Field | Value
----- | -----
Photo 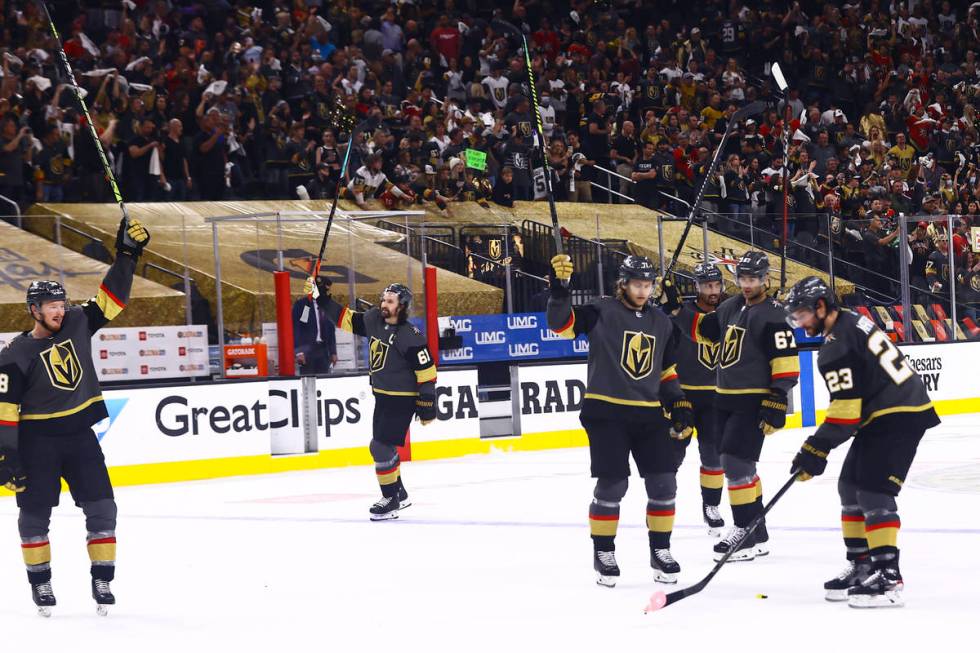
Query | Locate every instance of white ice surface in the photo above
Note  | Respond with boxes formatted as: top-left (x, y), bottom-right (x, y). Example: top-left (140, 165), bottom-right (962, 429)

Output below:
top-left (1, 416), bottom-right (978, 651)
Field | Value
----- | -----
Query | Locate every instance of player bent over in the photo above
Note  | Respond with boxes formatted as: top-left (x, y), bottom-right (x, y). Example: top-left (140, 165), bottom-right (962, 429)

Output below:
top-left (670, 263), bottom-right (726, 536)
top-left (547, 254), bottom-right (694, 586)
top-left (668, 252), bottom-right (799, 562)
top-left (312, 279), bottom-right (437, 520)
top-left (785, 277), bottom-right (940, 608)
top-left (0, 218), bottom-right (150, 616)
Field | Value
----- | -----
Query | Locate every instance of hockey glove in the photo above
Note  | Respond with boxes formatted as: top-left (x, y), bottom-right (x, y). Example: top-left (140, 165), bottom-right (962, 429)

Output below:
top-left (791, 438), bottom-right (830, 481)
top-left (658, 277), bottom-right (681, 313)
top-left (0, 450), bottom-right (27, 493)
top-left (758, 390), bottom-right (788, 435)
top-left (116, 217), bottom-right (151, 258)
top-left (551, 254), bottom-right (574, 281)
top-left (303, 276), bottom-right (320, 300)
top-left (666, 397), bottom-right (695, 440)
top-left (415, 388), bottom-right (437, 425)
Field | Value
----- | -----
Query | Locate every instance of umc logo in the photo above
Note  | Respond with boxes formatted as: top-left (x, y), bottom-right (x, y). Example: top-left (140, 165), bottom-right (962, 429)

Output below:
top-left (448, 318), bottom-right (472, 333)
top-left (475, 331), bottom-right (506, 345)
top-left (507, 315), bottom-right (537, 329)
top-left (40, 340), bottom-right (83, 391)
top-left (442, 347), bottom-right (474, 361)
top-left (508, 343), bottom-right (539, 357)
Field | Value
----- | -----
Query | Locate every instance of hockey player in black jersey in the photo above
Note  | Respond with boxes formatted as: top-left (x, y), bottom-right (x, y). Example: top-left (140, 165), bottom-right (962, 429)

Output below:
top-left (785, 277), bottom-right (940, 608)
top-left (313, 279), bottom-right (437, 520)
top-left (0, 218), bottom-right (150, 616)
top-left (547, 254), bottom-right (695, 586)
top-left (670, 263), bottom-right (726, 536)
top-left (669, 251), bottom-right (800, 562)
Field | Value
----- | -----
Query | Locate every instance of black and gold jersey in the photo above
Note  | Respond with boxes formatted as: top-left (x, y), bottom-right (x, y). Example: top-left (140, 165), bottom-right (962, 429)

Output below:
top-left (812, 310), bottom-right (939, 447)
top-left (672, 300), bottom-right (718, 397)
top-left (320, 297), bottom-right (436, 397)
top-left (0, 256), bottom-right (136, 445)
top-left (547, 293), bottom-right (684, 421)
top-left (679, 294), bottom-right (800, 410)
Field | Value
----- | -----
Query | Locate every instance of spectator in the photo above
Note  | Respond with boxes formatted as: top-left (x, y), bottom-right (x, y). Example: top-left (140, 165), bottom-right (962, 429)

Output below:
top-left (34, 125), bottom-right (70, 203)
top-left (492, 166), bottom-right (514, 208)
top-left (631, 141), bottom-right (658, 210)
top-left (610, 120), bottom-right (638, 203)
top-left (0, 116), bottom-right (32, 207)
top-left (123, 118), bottom-right (159, 202)
top-left (160, 119), bottom-right (191, 201)
top-left (292, 276), bottom-right (337, 375)
top-left (193, 110), bottom-right (228, 201)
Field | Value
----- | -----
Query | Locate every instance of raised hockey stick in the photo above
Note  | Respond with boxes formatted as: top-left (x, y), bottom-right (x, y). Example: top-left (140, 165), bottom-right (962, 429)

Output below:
top-left (491, 19), bottom-right (564, 257)
top-left (659, 100), bottom-right (766, 285)
top-left (308, 102), bottom-right (358, 286)
top-left (645, 473), bottom-right (798, 612)
top-left (40, 1), bottom-right (130, 223)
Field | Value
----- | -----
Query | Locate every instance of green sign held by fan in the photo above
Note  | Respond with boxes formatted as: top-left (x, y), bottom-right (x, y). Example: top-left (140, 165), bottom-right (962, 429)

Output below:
top-left (464, 148), bottom-right (487, 171)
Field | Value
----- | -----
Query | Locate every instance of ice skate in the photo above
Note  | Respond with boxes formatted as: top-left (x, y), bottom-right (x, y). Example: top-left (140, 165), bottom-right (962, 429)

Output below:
top-left (753, 518), bottom-right (770, 557)
top-left (369, 495), bottom-right (400, 521)
top-left (92, 578), bottom-right (115, 616)
top-left (31, 581), bottom-right (56, 618)
top-left (594, 550), bottom-right (619, 587)
top-left (824, 559), bottom-right (872, 601)
top-left (848, 566), bottom-right (904, 609)
top-left (713, 526), bottom-right (755, 562)
top-left (650, 548), bottom-right (680, 584)
top-left (702, 503), bottom-right (724, 537)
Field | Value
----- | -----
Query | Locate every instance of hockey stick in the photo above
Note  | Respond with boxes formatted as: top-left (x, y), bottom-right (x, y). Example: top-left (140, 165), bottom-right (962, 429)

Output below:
top-left (40, 1), bottom-right (130, 223)
top-left (491, 19), bottom-right (564, 257)
top-left (308, 102), bottom-right (358, 286)
top-left (645, 473), bottom-right (797, 612)
top-left (659, 100), bottom-right (766, 286)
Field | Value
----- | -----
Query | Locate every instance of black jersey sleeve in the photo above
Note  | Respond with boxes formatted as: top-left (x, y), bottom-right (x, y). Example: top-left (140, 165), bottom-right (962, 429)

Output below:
top-left (762, 318), bottom-right (801, 395)
top-left (0, 353), bottom-right (26, 451)
top-left (658, 325), bottom-right (684, 404)
top-left (400, 325), bottom-right (438, 389)
top-left (546, 292), bottom-right (599, 338)
top-left (80, 253), bottom-right (136, 333)
top-left (811, 343), bottom-right (864, 449)
top-left (677, 303), bottom-right (721, 343)
top-left (319, 295), bottom-right (367, 337)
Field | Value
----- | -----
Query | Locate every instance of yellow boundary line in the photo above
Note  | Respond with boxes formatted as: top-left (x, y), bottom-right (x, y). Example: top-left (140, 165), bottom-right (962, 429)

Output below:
top-left (1, 398), bottom-right (975, 495)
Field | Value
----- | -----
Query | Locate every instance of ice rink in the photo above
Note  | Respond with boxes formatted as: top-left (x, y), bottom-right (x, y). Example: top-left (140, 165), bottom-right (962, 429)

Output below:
top-left (1, 414), bottom-right (977, 650)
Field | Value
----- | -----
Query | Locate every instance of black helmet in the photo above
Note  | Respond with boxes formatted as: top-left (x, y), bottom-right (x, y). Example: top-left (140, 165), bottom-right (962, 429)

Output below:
top-left (735, 250), bottom-right (770, 278)
top-left (26, 280), bottom-right (68, 313)
top-left (693, 262), bottom-right (723, 283)
top-left (382, 283), bottom-right (413, 308)
top-left (618, 255), bottom-right (657, 284)
top-left (785, 276), bottom-right (836, 314)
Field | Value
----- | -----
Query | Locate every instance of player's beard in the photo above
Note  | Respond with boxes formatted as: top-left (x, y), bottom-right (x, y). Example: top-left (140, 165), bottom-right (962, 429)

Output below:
top-left (39, 314), bottom-right (63, 334)
top-left (699, 291), bottom-right (721, 307)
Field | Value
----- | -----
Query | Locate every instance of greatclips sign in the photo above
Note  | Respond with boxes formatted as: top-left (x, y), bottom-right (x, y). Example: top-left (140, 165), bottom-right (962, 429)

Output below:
top-left (434, 312), bottom-right (589, 365)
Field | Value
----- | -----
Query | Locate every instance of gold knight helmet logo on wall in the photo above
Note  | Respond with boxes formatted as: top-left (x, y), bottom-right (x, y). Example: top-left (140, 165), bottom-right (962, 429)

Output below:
top-left (719, 325), bottom-right (746, 369)
top-left (41, 340), bottom-right (84, 391)
top-left (369, 337), bottom-right (389, 372)
top-left (620, 331), bottom-right (655, 380)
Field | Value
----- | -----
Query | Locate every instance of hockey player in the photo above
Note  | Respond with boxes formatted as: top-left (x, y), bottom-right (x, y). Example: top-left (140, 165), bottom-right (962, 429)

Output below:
top-left (785, 276), bottom-right (939, 608)
top-left (343, 152), bottom-right (412, 209)
top-left (670, 263), bottom-right (726, 536)
top-left (667, 251), bottom-right (799, 562)
top-left (925, 231), bottom-right (951, 293)
top-left (0, 218), bottom-right (150, 616)
top-left (547, 254), bottom-right (695, 586)
top-left (311, 279), bottom-right (437, 520)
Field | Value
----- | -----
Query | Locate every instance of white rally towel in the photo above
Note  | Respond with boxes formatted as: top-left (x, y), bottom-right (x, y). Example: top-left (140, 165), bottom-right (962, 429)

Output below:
top-left (27, 75), bottom-right (52, 92)
top-left (126, 56), bottom-right (151, 71)
top-left (83, 68), bottom-right (118, 77)
top-left (79, 32), bottom-right (101, 57)
top-left (205, 80), bottom-right (228, 96)
top-left (148, 145), bottom-right (161, 176)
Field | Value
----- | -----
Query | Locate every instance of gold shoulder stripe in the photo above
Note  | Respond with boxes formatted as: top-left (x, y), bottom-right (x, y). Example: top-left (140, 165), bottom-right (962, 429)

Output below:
top-left (0, 402), bottom-right (19, 424)
top-left (95, 284), bottom-right (126, 321)
top-left (770, 355), bottom-right (800, 378)
top-left (825, 398), bottom-right (862, 424)
top-left (415, 366), bottom-right (437, 384)
top-left (660, 364), bottom-right (678, 382)
top-left (337, 307), bottom-right (354, 333)
top-left (20, 395), bottom-right (104, 421)
top-left (553, 311), bottom-right (576, 339)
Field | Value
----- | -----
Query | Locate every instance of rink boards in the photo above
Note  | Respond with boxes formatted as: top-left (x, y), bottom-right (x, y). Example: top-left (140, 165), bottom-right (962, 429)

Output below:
top-left (1, 341), bottom-right (977, 491)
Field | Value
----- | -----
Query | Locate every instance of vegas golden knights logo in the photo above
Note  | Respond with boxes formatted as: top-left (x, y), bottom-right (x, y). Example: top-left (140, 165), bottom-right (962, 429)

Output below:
top-left (620, 331), bottom-right (655, 380)
top-left (698, 341), bottom-right (719, 369)
top-left (369, 337), bottom-right (389, 372)
top-left (488, 238), bottom-right (502, 260)
top-left (719, 325), bottom-right (745, 369)
top-left (41, 340), bottom-right (83, 391)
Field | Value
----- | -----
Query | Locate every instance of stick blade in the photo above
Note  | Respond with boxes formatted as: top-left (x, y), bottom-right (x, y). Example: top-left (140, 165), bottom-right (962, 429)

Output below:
top-left (644, 591), bottom-right (668, 613)
top-left (733, 100), bottom-right (768, 122)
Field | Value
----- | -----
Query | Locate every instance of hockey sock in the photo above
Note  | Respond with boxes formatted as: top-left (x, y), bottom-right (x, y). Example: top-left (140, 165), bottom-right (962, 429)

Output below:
top-left (646, 498), bottom-right (675, 550)
top-left (841, 505), bottom-right (869, 561)
top-left (727, 477), bottom-right (758, 527)
top-left (589, 500), bottom-right (620, 551)
top-left (375, 456), bottom-right (401, 499)
top-left (864, 511), bottom-right (900, 568)
top-left (699, 466), bottom-right (724, 506)
top-left (21, 537), bottom-right (52, 584)
top-left (87, 531), bottom-right (116, 581)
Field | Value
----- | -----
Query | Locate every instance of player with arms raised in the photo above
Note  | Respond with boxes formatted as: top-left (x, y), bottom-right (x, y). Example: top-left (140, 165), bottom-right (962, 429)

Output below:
top-left (785, 277), bottom-right (940, 608)
top-left (547, 254), bottom-right (694, 586)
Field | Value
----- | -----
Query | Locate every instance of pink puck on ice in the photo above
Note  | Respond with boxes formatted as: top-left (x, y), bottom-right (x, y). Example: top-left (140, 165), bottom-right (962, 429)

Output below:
top-left (644, 591), bottom-right (667, 613)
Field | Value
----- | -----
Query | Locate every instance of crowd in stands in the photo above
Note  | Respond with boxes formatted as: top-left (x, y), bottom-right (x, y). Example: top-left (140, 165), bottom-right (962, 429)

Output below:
top-left (2, 0), bottom-right (980, 305)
